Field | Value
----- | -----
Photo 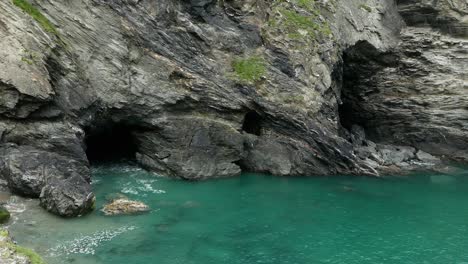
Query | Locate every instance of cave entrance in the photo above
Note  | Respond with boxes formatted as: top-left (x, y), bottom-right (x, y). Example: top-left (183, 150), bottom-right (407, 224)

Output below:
top-left (242, 111), bottom-right (262, 136)
top-left (338, 41), bottom-right (376, 131)
top-left (85, 122), bottom-right (138, 164)
top-left (338, 40), bottom-right (397, 136)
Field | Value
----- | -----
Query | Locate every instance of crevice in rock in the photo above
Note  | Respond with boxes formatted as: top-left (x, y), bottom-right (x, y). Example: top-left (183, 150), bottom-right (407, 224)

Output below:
top-left (84, 121), bottom-right (139, 164)
top-left (241, 111), bottom-right (262, 136)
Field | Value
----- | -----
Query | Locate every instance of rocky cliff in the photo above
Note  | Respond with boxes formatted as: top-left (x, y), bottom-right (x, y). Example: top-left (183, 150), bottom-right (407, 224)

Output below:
top-left (0, 0), bottom-right (466, 216)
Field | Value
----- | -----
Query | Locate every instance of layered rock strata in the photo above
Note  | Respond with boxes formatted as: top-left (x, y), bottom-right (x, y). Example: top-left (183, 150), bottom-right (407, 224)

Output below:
top-left (0, 0), bottom-right (466, 216)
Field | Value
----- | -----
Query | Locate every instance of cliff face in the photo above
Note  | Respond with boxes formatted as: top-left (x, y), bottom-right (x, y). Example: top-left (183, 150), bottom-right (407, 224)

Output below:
top-left (342, 0), bottom-right (468, 162)
top-left (0, 0), bottom-right (466, 216)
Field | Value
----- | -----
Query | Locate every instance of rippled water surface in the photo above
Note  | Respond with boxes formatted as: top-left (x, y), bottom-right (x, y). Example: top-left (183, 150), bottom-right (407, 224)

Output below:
top-left (6, 164), bottom-right (468, 264)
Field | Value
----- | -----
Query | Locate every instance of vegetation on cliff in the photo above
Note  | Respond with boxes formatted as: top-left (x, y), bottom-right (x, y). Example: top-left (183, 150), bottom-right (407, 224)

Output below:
top-left (232, 56), bottom-right (266, 83)
top-left (0, 229), bottom-right (47, 264)
top-left (266, 0), bottom-right (332, 43)
top-left (12, 0), bottom-right (58, 35)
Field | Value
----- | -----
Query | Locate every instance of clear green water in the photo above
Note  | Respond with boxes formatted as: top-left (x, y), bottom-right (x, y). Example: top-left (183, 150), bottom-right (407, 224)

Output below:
top-left (7, 164), bottom-right (468, 264)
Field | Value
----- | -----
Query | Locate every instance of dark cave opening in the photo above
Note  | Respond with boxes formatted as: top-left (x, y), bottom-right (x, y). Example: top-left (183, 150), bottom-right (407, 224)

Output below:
top-left (84, 122), bottom-right (138, 164)
top-left (338, 40), bottom-right (397, 134)
top-left (242, 111), bottom-right (262, 136)
top-left (338, 41), bottom-right (374, 132)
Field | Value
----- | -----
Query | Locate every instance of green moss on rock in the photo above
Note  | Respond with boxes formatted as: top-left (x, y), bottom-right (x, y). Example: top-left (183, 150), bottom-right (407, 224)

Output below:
top-left (0, 229), bottom-right (8, 238)
top-left (10, 244), bottom-right (47, 264)
top-left (232, 56), bottom-right (266, 83)
top-left (12, 0), bottom-right (58, 35)
top-left (266, 0), bottom-right (332, 44)
top-left (0, 229), bottom-right (47, 264)
top-left (0, 206), bottom-right (10, 224)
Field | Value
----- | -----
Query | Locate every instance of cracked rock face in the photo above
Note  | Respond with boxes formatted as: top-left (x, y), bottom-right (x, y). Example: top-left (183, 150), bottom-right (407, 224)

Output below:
top-left (0, 0), bottom-right (466, 216)
top-left (341, 0), bottom-right (468, 162)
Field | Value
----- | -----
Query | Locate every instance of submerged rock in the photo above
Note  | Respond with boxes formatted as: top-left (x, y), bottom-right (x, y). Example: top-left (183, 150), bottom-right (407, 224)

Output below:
top-left (102, 199), bottom-right (150, 216)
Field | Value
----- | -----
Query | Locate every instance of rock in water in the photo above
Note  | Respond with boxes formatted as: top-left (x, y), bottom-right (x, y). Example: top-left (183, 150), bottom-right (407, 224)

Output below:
top-left (102, 199), bottom-right (150, 216)
top-left (39, 175), bottom-right (96, 217)
top-left (0, 205), bottom-right (10, 224)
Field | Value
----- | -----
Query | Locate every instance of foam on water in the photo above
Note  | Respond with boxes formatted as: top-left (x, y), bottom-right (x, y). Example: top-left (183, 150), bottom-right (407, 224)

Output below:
top-left (5, 164), bottom-right (468, 264)
top-left (48, 226), bottom-right (137, 256)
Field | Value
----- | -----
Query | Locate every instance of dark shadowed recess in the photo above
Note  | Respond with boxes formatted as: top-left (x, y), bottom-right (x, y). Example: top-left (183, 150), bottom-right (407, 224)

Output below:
top-left (338, 40), bottom-right (398, 134)
top-left (242, 111), bottom-right (262, 136)
top-left (84, 122), bottom-right (138, 164)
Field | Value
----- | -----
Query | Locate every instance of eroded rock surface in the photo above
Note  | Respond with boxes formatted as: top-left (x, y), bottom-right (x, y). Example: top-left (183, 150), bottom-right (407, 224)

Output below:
top-left (341, 0), bottom-right (468, 162)
top-left (0, 0), bottom-right (466, 216)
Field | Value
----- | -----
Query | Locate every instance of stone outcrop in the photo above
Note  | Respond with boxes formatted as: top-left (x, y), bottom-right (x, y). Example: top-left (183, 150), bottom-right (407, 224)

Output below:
top-left (102, 198), bottom-right (150, 216)
top-left (341, 0), bottom-right (468, 162)
top-left (0, 0), bottom-right (466, 216)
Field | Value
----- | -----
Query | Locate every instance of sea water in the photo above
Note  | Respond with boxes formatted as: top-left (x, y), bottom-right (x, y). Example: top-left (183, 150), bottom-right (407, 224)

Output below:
top-left (5, 164), bottom-right (468, 264)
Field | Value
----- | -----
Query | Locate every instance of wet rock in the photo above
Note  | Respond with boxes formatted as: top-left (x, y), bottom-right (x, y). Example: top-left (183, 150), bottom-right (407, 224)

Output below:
top-left (102, 199), bottom-right (150, 216)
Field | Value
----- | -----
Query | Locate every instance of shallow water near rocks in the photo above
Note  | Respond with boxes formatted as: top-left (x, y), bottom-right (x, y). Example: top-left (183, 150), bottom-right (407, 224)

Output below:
top-left (5, 164), bottom-right (468, 264)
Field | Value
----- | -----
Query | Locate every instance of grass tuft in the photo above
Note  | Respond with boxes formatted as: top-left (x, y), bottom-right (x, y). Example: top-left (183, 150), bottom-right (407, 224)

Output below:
top-left (11, 244), bottom-right (47, 264)
top-left (266, 0), bottom-right (332, 43)
top-left (232, 56), bottom-right (266, 82)
top-left (12, 0), bottom-right (58, 35)
top-left (0, 228), bottom-right (47, 264)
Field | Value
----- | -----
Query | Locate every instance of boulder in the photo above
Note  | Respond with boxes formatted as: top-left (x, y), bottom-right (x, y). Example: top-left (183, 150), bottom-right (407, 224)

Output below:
top-left (102, 199), bottom-right (150, 216)
top-left (0, 145), bottom-right (95, 217)
top-left (39, 175), bottom-right (95, 217)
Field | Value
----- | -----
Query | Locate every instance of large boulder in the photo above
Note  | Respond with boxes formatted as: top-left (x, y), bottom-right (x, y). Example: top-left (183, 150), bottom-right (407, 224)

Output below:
top-left (0, 144), bottom-right (94, 217)
top-left (39, 175), bottom-right (95, 217)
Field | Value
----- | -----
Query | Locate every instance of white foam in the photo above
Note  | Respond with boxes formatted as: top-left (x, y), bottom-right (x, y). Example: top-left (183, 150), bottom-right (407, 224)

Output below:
top-left (47, 226), bottom-right (137, 257)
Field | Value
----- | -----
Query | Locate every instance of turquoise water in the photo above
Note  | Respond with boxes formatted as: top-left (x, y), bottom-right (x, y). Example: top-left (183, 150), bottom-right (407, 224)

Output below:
top-left (7, 164), bottom-right (468, 264)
